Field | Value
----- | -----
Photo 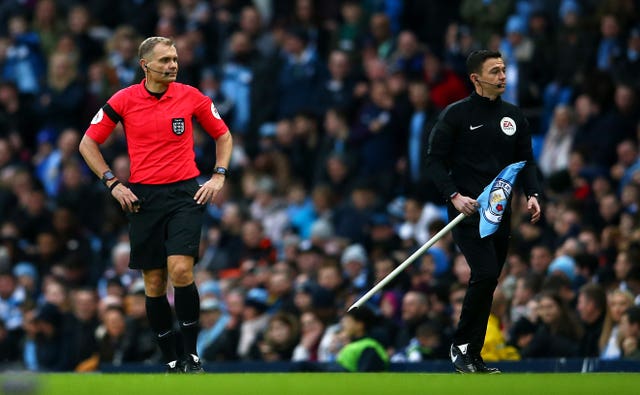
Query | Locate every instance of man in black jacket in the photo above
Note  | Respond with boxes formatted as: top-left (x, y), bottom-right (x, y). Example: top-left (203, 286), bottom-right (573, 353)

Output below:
top-left (425, 50), bottom-right (541, 373)
top-left (576, 283), bottom-right (606, 357)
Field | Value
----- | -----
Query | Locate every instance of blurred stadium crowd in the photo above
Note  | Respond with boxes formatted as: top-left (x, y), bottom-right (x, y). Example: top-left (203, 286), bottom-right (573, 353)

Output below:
top-left (1, 0), bottom-right (640, 372)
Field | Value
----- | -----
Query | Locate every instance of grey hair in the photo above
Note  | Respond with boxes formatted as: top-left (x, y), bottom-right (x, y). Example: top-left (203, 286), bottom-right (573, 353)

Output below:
top-left (138, 36), bottom-right (174, 59)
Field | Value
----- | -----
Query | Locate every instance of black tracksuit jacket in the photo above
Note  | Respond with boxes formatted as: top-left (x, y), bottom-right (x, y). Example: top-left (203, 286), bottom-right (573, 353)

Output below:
top-left (425, 91), bottom-right (540, 220)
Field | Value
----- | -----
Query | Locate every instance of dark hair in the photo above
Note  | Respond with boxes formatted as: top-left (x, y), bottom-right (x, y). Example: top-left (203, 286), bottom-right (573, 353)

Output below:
top-left (326, 106), bottom-right (350, 123)
top-left (578, 283), bottom-right (607, 312)
top-left (537, 291), bottom-right (584, 340)
top-left (416, 321), bottom-right (441, 338)
top-left (466, 50), bottom-right (502, 75)
top-left (541, 272), bottom-right (572, 293)
top-left (625, 305), bottom-right (640, 325)
top-left (626, 264), bottom-right (640, 282)
top-left (574, 253), bottom-right (599, 276)
top-left (286, 26), bottom-right (310, 44)
top-left (346, 305), bottom-right (377, 330)
top-left (518, 271), bottom-right (544, 294)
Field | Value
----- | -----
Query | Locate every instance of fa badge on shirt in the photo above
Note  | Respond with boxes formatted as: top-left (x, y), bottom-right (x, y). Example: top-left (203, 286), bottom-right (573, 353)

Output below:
top-left (172, 118), bottom-right (185, 135)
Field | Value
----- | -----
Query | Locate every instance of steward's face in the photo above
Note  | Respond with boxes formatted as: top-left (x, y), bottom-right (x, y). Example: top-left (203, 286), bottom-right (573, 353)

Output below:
top-left (479, 57), bottom-right (506, 94)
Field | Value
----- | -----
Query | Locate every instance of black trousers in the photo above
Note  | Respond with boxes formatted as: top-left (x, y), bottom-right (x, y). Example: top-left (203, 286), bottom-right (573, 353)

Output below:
top-left (451, 214), bottom-right (511, 356)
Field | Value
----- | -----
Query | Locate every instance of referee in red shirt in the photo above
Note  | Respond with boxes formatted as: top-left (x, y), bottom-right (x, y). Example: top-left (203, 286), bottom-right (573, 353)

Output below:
top-left (79, 36), bottom-right (232, 373)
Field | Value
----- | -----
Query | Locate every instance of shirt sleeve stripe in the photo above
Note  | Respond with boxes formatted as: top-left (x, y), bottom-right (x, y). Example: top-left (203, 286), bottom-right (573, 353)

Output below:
top-left (102, 104), bottom-right (122, 124)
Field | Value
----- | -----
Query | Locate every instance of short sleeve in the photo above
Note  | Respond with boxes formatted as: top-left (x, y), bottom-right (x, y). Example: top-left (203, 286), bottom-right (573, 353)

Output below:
top-left (85, 90), bottom-right (126, 144)
top-left (191, 88), bottom-right (229, 139)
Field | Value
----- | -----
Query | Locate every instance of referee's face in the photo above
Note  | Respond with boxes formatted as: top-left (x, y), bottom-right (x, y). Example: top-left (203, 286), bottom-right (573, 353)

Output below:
top-left (146, 43), bottom-right (179, 84)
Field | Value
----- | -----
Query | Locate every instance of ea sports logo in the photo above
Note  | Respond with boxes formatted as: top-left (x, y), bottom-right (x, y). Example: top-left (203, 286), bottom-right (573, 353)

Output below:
top-left (500, 117), bottom-right (516, 136)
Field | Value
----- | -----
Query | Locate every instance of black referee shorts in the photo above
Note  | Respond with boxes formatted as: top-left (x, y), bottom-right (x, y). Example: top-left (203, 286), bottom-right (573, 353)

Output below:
top-left (127, 178), bottom-right (205, 270)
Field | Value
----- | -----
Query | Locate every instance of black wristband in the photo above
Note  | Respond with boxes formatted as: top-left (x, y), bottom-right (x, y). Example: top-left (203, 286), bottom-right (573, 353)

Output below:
top-left (109, 180), bottom-right (121, 192)
top-left (214, 166), bottom-right (229, 177)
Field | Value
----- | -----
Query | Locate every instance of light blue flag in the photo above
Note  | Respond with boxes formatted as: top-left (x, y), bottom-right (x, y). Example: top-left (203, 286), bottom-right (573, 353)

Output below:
top-left (477, 161), bottom-right (526, 238)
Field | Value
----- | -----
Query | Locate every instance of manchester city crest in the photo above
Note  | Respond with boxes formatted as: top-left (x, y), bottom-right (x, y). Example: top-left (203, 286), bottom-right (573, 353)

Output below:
top-left (172, 118), bottom-right (185, 135)
top-left (482, 178), bottom-right (513, 225)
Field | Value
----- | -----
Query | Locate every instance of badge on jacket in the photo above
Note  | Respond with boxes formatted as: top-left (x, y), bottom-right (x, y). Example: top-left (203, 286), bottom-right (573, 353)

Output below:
top-left (500, 117), bottom-right (516, 136)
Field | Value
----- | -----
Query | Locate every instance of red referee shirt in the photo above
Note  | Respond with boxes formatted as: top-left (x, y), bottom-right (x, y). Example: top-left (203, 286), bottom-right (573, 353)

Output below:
top-left (85, 79), bottom-right (229, 184)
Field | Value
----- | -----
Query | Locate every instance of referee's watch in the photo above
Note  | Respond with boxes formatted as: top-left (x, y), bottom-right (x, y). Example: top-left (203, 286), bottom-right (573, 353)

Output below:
top-left (527, 193), bottom-right (540, 200)
top-left (101, 170), bottom-right (116, 186)
top-left (214, 166), bottom-right (229, 178)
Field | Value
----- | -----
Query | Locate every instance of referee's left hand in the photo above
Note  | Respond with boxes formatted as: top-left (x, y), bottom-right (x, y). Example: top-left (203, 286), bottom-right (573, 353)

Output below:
top-left (194, 175), bottom-right (224, 204)
top-left (527, 196), bottom-right (541, 224)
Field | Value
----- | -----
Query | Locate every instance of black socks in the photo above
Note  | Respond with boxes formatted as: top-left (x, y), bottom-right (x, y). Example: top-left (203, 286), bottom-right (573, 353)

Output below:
top-left (146, 295), bottom-right (178, 363)
top-left (174, 282), bottom-right (200, 357)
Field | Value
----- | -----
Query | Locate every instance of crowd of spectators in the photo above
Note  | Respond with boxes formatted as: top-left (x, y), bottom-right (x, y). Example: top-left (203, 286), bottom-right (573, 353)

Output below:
top-left (1, 0), bottom-right (640, 372)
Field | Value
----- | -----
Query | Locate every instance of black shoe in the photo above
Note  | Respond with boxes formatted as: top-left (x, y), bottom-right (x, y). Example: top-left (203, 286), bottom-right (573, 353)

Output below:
top-left (165, 360), bottom-right (183, 374)
top-left (183, 354), bottom-right (204, 373)
top-left (473, 355), bottom-right (501, 374)
top-left (450, 344), bottom-right (477, 373)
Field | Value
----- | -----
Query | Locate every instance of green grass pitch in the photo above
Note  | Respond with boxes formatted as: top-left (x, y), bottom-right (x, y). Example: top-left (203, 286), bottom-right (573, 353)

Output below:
top-left (3, 372), bottom-right (639, 395)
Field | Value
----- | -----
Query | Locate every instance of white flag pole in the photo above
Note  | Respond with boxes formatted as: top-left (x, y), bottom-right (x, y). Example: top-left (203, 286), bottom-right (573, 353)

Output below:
top-left (348, 212), bottom-right (467, 311)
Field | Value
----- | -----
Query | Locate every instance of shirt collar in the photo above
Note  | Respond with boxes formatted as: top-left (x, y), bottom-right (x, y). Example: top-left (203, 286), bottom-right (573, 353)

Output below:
top-left (471, 91), bottom-right (502, 106)
top-left (138, 78), bottom-right (175, 99)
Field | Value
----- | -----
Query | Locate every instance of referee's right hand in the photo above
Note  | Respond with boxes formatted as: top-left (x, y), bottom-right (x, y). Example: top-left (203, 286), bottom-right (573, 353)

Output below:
top-left (109, 183), bottom-right (140, 213)
top-left (451, 193), bottom-right (479, 216)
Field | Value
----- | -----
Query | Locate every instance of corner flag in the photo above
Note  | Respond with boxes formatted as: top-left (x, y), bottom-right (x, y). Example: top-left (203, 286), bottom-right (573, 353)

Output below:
top-left (348, 160), bottom-right (528, 312)
top-left (477, 161), bottom-right (526, 238)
